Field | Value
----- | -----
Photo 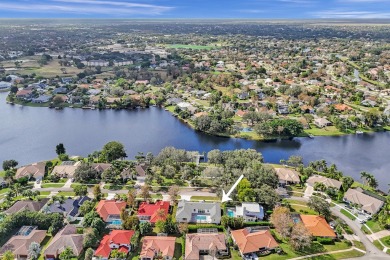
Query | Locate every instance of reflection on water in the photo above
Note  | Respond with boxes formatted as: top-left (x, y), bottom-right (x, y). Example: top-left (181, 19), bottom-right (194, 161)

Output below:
top-left (0, 93), bottom-right (389, 191)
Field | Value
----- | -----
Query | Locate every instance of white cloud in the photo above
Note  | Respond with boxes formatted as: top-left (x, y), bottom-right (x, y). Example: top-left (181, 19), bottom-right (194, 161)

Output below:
top-left (278, 0), bottom-right (314, 4)
top-left (0, 0), bottom-right (174, 16)
top-left (311, 9), bottom-right (390, 18)
top-left (238, 9), bottom-right (266, 14)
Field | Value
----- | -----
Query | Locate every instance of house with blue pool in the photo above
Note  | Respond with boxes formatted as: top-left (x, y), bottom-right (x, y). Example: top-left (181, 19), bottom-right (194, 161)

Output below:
top-left (176, 201), bottom-right (221, 224)
top-left (226, 202), bottom-right (264, 222)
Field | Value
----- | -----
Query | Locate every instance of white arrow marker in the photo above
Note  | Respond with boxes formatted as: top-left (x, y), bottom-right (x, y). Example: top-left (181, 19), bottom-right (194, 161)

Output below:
top-left (221, 174), bottom-right (244, 203)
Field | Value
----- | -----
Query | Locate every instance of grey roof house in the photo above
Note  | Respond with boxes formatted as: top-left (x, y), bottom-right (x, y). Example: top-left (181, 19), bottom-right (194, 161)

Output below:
top-left (227, 202), bottom-right (264, 222)
top-left (46, 196), bottom-right (91, 219)
top-left (343, 188), bottom-right (384, 215)
top-left (176, 201), bottom-right (221, 224)
top-left (5, 199), bottom-right (49, 215)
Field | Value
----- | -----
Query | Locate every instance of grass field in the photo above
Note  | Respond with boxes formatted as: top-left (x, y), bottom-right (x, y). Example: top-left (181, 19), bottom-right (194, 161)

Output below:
top-left (365, 220), bottom-right (384, 233)
top-left (305, 126), bottom-right (346, 136)
top-left (58, 191), bottom-right (75, 197)
top-left (41, 183), bottom-right (65, 188)
top-left (166, 44), bottom-right (216, 50)
top-left (190, 196), bottom-right (220, 201)
top-left (340, 209), bottom-right (356, 220)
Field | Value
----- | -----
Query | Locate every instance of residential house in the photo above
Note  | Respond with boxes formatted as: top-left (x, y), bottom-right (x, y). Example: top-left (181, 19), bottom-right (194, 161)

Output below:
top-left (236, 110), bottom-right (248, 118)
top-left (231, 227), bottom-right (279, 258)
top-left (0, 227), bottom-right (46, 260)
top-left (277, 102), bottom-right (289, 114)
top-left (52, 87), bottom-right (68, 95)
top-left (96, 200), bottom-right (127, 223)
top-left (31, 95), bottom-right (51, 103)
top-left (95, 230), bottom-right (135, 260)
top-left (176, 201), bottom-right (221, 224)
top-left (226, 202), bottom-right (264, 222)
top-left (43, 225), bottom-right (84, 260)
top-left (307, 175), bottom-right (342, 190)
top-left (275, 168), bottom-right (300, 186)
top-left (0, 177), bottom-right (6, 188)
top-left (237, 92), bottom-right (249, 100)
top-left (15, 162), bottom-right (46, 181)
top-left (0, 81), bottom-right (11, 90)
top-left (140, 236), bottom-right (176, 260)
top-left (46, 196), bottom-right (91, 220)
top-left (16, 89), bottom-right (33, 100)
top-left (343, 188), bottom-right (384, 215)
top-left (185, 233), bottom-right (228, 260)
top-left (51, 164), bottom-right (79, 178)
top-left (314, 118), bottom-right (332, 128)
top-left (4, 199), bottom-right (49, 215)
top-left (91, 163), bottom-right (112, 175)
top-left (299, 215), bottom-right (336, 238)
top-left (137, 201), bottom-right (170, 224)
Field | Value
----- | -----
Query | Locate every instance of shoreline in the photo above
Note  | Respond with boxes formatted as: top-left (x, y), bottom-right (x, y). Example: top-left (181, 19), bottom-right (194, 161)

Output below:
top-left (6, 97), bottom-right (389, 140)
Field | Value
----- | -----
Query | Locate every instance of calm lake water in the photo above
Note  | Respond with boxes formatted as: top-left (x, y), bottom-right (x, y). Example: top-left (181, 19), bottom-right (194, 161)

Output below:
top-left (0, 92), bottom-right (389, 191)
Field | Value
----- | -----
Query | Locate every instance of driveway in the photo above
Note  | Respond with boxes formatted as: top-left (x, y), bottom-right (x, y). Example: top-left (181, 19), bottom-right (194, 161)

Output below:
top-left (367, 230), bottom-right (390, 242)
top-left (303, 185), bottom-right (313, 198)
top-left (63, 179), bottom-right (72, 188)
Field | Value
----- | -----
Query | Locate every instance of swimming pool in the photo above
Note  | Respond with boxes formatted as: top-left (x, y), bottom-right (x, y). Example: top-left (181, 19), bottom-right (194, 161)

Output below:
top-left (196, 215), bottom-right (207, 221)
top-left (227, 209), bottom-right (235, 217)
top-left (109, 219), bottom-right (122, 225)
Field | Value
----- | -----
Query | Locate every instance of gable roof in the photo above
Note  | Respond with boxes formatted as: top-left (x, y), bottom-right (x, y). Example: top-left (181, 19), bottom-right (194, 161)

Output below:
top-left (96, 200), bottom-right (127, 221)
top-left (91, 163), bottom-right (112, 174)
top-left (275, 168), bottom-right (300, 183)
top-left (44, 225), bottom-right (83, 257)
top-left (140, 236), bottom-right (176, 259)
top-left (95, 230), bottom-right (135, 258)
top-left (137, 201), bottom-right (170, 223)
top-left (231, 228), bottom-right (279, 254)
top-left (307, 175), bottom-right (342, 190)
top-left (5, 199), bottom-right (49, 215)
top-left (185, 233), bottom-right (227, 260)
top-left (0, 229), bottom-right (46, 257)
top-left (15, 162), bottom-right (46, 180)
top-left (299, 215), bottom-right (336, 238)
top-left (343, 188), bottom-right (384, 215)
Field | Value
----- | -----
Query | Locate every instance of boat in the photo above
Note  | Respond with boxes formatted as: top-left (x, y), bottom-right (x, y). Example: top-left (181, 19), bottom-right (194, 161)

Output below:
top-left (308, 134), bottom-right (314, 139)
top-left (356, 131), bottom-right (363, 134)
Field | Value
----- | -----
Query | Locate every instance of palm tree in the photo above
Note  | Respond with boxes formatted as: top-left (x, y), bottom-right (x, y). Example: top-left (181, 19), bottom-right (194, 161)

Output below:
top-left (156, 209), bottom-right (166, 221)
top-left (366, 174), bottom-right (378, 189)
top-left (13, 183), bottom-right (22, 196)
top-left (360, 172), bottom-right (369, 187)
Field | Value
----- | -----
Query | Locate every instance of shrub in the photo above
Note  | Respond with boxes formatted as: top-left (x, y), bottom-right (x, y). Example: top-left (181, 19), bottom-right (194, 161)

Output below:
top-left (317, 237), bottom-right (334, 244)
top-left (187, 224), bottom-right (224, 232)
top-left (243, 221), bottom-right (272, 227)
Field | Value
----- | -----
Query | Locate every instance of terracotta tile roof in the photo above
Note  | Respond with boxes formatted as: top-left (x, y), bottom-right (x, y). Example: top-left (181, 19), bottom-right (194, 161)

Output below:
top-left (137, 201), bottom-right (170, 223)
top-left (43, 225), bottom-right (84, 258)
top-left (140, 236), bottom-right (176, 259)
top-left (185, 233), bottom-right (227, 260)
top-left (231, 228), bottom-right (279, 255)
top-left (95, 230), bottom-right (135, 258)
top-left (299, 215), bottom-right (336, 238)
top-left (96, 200), bottom-right (126, 222)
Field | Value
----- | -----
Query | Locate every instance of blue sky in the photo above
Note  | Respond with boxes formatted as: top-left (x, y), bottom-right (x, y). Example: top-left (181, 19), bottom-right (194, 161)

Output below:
top-left (0, 0), bottom-right (389, 19)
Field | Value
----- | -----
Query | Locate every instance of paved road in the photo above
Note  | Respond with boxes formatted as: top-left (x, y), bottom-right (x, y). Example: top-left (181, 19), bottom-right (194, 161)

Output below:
top-left (290, 196), bottom-right (389, 259)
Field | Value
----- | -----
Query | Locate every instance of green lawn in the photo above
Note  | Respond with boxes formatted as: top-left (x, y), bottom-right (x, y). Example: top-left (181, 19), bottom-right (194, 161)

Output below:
top-left (305, 250), bottom-right (365, 259)
top-left (365, 220), bottom-right (384, 233)
top-left (174, 237), bottom-right (184, 260)
top-left (380, 235), bottom-right (390, 247)
top-left (373, 240), bottom-right (384, 251)
top-left (352, 241), bottom-right (366, 251)
top-left (340, 209), bottom-right (356, 220)
top-left (0, 171), bottom-right (5, 177)
top-left (305, 126), bottom-right (346, 136)
top-left (41, 183), bottom-right (65, 188)
top-left (0, 188), bottom-right (10, 195)
top-left (190, 196), bottom-right (220, 201)
top-left (290, 205), bottom-right (318, 215)
top-left (58, 191), bottom-right (75, 197)
top-left (37, 235), bottom-right (53, 260)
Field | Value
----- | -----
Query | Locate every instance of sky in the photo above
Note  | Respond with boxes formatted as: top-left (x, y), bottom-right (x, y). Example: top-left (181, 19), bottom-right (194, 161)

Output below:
top-left (0, 0), bottom-right (389, 19)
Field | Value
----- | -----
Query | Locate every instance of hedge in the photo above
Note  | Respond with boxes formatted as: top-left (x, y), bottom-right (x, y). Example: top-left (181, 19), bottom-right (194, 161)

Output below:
top-left (243, 221), bottom-right (272, 227)
top-left (317, 237), bottom-right (334, 244)
top-left (187, 224), bottom-right (224, 232)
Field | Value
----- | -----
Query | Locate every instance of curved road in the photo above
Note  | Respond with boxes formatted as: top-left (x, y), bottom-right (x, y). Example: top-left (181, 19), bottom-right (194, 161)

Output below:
top-left (290, 196), bottom-right (389, 259)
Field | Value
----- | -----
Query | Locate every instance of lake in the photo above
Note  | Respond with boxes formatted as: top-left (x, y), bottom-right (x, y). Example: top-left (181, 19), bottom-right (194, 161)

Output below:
top-left (0, 92), bottom-right (389, 191)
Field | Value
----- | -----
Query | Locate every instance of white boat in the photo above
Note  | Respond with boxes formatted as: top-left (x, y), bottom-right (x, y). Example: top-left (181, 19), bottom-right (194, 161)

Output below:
top-left (308, 134), bottom-right (314, 139)
top-left (356, 131), bottom-right (363, 134)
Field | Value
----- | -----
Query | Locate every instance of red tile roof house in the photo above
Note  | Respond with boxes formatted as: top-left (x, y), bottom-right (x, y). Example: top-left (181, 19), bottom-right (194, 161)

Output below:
top-left (231, 227), bottom-right (279, 258)
top-left (94, 230), bottom-right (135, 260)
top-left (137, 201), bottom-right (170, 224)
top-left (140, 236), bottom-right (176, 260)
top-left (96, 200), bottom-right (127, 225)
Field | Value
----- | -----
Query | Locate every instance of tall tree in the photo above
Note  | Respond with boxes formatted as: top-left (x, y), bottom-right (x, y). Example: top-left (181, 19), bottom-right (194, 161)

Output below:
top-left (126, 189), bottom-right (137, 208)
top-left (342, 176), bottom-right (354, 192)
top-left (74, 185), bottom-right (88, 196)
top-left (56, 143), bottom-right (66, 155)
top-left (59, 247), bottom-right (75, 260)
top-left (92, 184), bottom-right (102, 201)
top-left (308, 196), bottom-right (331, 219)
top-left (168, 185), bottom-right (180, 204)
top-left (2, 160), bottom-right (18, 171)
top-left (139, 184), bottom-right (151, 201)
top-left (27, 242), bottom-right (41, 260)
top-left (270, 206), bottom-right (293, 239)
top-left (102, 141), bottom-right (127, 162)
top-left (290, 223), bottom-right (312, 250)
